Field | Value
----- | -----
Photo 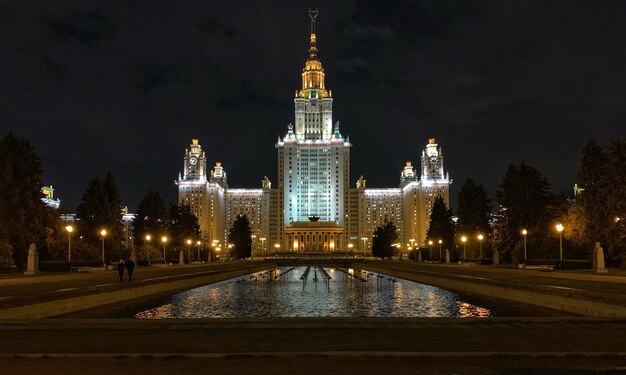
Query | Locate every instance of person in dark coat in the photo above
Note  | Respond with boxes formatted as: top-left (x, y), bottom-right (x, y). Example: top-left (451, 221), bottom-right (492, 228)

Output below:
top-left (117, 259), bottom-right (125, 282)
top-left (126, 259), bottom-right (136, 282)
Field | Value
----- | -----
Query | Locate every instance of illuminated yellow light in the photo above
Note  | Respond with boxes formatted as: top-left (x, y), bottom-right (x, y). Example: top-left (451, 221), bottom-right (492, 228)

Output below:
top-left (477, 234), bottom-right (484, 241)
top-left (161, 236), bottom-right (167, 243)
top-left (556, 224), bottom-right (564, 232)
top-left (65, 225), bottom-right (74, 233)
top-left (461, 236), bottom-right (467, 243)
top-left (521, 229), bottom-right (527, 236)
top-left (100, 229), bottom-right (107, 237)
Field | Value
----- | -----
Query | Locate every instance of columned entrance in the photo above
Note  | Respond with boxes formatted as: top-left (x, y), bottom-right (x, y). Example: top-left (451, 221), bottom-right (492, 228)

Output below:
top-left (284, 221), bottom-right (343, 252)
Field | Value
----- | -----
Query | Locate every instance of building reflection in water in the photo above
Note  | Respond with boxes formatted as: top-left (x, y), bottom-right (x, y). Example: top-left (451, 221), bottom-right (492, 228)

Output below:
top-left (136, 266), bottom-right (493, 319)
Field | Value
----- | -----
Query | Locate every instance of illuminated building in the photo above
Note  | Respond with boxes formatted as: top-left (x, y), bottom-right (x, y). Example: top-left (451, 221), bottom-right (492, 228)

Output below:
top-left (41, 185), bottom-right (61, 209)
top-left (176, 10), bottom-right (450, 254)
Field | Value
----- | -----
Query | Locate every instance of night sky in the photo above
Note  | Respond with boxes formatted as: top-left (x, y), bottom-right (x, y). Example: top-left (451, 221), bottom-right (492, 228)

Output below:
top-left (2, 1), bottom-right (625, 211)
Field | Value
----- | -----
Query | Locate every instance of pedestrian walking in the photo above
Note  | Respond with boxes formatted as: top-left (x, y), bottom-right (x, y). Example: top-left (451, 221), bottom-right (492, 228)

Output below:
top-left (117, 259), bottom-right (125, 282)
top-left (126, 259), bottom-right (136, 282)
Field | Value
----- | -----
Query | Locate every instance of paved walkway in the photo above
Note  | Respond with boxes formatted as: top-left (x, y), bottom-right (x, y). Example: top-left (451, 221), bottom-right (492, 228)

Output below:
top-left (0, 261), bottom-right (267, 309)
top-left (359, 261), bottom-right (626, 306)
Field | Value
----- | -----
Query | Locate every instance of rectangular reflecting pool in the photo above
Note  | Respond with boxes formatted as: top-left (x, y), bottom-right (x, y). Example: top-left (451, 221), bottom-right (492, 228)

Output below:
top-left (135, 266), bottom-right (566, 319)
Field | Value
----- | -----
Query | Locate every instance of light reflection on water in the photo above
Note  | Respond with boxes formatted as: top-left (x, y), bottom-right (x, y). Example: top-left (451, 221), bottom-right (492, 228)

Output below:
top-left (135, 267), bottom-right (491, 319)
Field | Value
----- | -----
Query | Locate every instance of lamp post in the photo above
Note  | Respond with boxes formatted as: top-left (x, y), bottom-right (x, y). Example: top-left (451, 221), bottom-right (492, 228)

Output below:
top-left (409, 239), bottom-right (416, 261)
top-left (186, 239), bottom-right (192, 264)
top-left (556, 224), bottom-right (564, 262)
top-left (461, 236), bottom-right (467, 261)
top-left (428, 240), bottom-right (433, 260)
top-left (521, 229), bottom-right (527, 266)
top-left (477, 234), bottom-right (484, 260)
top-left (64, 225), bottom-right (74, 262)
top-left (161, 236), bottom-right (167, 263)
top-left (260, 237), bottom-right (266, 259)
top-left (361, 237), bottom-right (368, 258)
top-left (251, 235), bottom-right (257, 257)
top-left (145, 234), bottom-right (152, 265)
top-left (274, 243), bottom-right (280, 255)
top-left (196, 240), bottom-right (201, 262)
top-left (99, 229), bottom-right (107, 268)
top-left (347, 243), bottom-right (354, 253)
top-left (438, 239), bottom-right (443, 261)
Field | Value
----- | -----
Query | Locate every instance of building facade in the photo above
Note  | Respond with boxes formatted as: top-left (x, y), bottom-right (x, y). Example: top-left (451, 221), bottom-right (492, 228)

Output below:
top-left (176, 11), bottom-right (450, 255)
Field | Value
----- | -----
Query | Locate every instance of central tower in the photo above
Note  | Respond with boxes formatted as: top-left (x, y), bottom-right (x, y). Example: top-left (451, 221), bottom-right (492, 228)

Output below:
top-left (276, 9), bottom-right (351, 251)
top-left (294, 8), bottom-right (333, 140)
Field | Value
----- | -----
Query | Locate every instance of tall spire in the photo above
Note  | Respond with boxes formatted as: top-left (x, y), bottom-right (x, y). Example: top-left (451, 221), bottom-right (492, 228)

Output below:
top-left (297, 8), bottom-right (328, 98)
top-left (308, 8), bottom-right (319, 60)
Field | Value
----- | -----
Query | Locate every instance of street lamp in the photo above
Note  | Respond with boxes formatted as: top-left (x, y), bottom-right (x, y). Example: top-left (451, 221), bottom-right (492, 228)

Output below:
top-left (438, 239), bottom-right (443, 261)
top-left (260, 237), bottom-right (266, 259)
top-left (99, 228), bottom-right (107, 268)
top-left (521, 229), bottom-right (528, 266)
top-left (477, 234), bottom-right (484, 260)
top-left (461, 236), bottom-right (467, 260)
top-left (361, 237), bottom-right (368, 258)
top-left (145, 234), bottom-right (152, 265)
top-left (186, 239), bottom-right (192, 264)
top-left (161, 236), bottom-right (168, 263)
top-left (196, 240), bottom-right (201, 262)
top-left (347, 243), bottom-right (354, 252)
top-left (64, 225), bottom-right (74, 262)
top-left (428, 240), bottom-right (433, 259)
top-left (409, 239), bottom-right (416, 261)
top-left (251, 235), bottom-right (257, 256)
top-left (556, 223), bottom-right (564, 262)
top-left (274, 243), bottom-right (280, 255)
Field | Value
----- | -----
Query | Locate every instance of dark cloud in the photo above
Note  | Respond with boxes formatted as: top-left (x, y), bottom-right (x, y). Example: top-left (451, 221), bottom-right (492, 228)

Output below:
top-left (1, 0), bottom-right (625, 212)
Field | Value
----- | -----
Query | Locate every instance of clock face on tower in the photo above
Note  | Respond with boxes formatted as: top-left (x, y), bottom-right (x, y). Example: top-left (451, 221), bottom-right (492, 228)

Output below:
top-left (189, 157), bottom-right (198, 165)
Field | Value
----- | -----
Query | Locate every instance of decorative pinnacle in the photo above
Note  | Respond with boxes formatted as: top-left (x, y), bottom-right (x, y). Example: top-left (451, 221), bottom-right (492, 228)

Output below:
top-left (308, 8), bottom-right (319, 59)
top-left (308, 8), bottom-right (318, 34)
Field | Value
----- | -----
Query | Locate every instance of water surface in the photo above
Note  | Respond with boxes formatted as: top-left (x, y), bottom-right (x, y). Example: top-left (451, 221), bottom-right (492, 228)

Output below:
top-left (136, 266), bottom-right (493, 318)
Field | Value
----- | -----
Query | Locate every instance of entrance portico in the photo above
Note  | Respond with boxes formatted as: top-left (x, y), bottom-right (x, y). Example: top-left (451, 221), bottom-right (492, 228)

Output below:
top-left (284, 221), bottom-right (343, 252)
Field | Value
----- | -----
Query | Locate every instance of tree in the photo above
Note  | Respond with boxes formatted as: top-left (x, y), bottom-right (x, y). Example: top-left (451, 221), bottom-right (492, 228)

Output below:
top-left (75, 172), bottom-right (123, 261)
top-left (495, 162), bottom-right (554, 261)
top-left (228, 215), bottom-right (252, 259)
top-left (132, 191), bottom-right (167, 247)
top-left (602, 140), bottom-right (626, 264)
top-left (371, 219), bottom-right (399, 259)
top-left (167, 203), bottom-right (200, 249)
top-left (426, 196), bottom-right (456, 259)
top-left (0, 133), bottom-right (48, 268)
top-left (575, 139), bottom-right (609, 253)
top-left (456, 178), bottom-right (492, 254)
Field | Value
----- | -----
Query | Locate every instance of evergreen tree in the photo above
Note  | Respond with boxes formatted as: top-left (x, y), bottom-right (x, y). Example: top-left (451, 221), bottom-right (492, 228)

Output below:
top-left (576, 138), bottom-right (609, 253)
top-left (0, 133), bottom-right (48, 267)
top-left (167, 203), bottom-right (200, 248)
top-left (457, 178), bottom-right (492, 252)
top-left (603, 140), bottom-right (626, 263)
top-left (495, 162), bottom-right (554, 261)
top-left (76, 172), bottom-right (123, 260)
top-left (371, 219), bottom-right (399, 258)
top-left (228, 215), bottom-right (252, 259)
top-left (426, 196), bottom-right (456, 259)
top-left (132, 191), bottom-right (167, 247)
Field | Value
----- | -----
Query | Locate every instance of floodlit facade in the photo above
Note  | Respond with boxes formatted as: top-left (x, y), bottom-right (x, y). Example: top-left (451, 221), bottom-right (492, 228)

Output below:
top-left (176, 10), bottom-right (450, 255)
